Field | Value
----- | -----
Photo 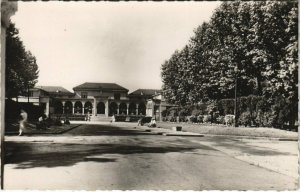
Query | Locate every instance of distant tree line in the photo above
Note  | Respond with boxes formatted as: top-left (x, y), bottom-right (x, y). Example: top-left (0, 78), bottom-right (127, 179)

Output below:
top-left (6, 22), bottom-right (39, 99)
top-left (161, 1), bottom-right (298, 128)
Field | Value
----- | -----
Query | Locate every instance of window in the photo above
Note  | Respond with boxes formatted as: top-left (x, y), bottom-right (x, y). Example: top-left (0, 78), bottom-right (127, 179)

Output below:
top-left (114, 93), bottom-right (120, 100)
top-left (81, 92), bottom-right (87, 99)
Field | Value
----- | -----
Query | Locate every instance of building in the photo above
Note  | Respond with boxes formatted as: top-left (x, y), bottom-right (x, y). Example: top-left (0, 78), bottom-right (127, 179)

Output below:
top-left (15, 82), bottom-right (173, 121)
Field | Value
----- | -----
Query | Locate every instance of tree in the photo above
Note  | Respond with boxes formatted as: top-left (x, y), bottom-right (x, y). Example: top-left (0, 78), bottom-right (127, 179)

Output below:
top-left (161, 1), bottom-right (298, 128)
top-left (6, 22), bottom-right (39, 99)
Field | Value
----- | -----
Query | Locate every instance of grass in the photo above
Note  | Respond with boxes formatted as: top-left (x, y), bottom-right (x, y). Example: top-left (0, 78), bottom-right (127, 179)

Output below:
top-left (156, 122), bottom-right (298, 139)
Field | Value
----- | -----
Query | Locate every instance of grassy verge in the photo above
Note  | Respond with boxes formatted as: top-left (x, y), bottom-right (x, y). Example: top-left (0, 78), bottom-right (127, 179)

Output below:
top-left (156, 122), bottom-right (298, 139)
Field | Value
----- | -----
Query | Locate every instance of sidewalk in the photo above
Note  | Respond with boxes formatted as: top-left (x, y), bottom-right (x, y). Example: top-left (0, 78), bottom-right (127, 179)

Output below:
top-left (196, 138), bottom-right (298, 179)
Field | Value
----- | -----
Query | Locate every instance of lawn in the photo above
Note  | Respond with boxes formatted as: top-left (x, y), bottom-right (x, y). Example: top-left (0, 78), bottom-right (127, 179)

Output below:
top-left (156, 122), bottom-right (298, 139)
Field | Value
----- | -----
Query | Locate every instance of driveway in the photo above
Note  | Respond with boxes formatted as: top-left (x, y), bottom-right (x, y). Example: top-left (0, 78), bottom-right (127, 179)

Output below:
top-left (4, 124), bottom-right (298, 190)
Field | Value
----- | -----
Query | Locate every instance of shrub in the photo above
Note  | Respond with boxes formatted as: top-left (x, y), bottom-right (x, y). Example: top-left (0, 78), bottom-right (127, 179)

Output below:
top-left (197, 115), bottom-right (204, 123)
top-left (191, 109), bottom-right (201, 116)
top-left (161, 110), bottom-right (168, 117)
top-left (216, 115), bottom-right (225, 124)
top-left (238, 112), bottom-right (252, 127)
top-left (203, 115), bottom-right (211, 123)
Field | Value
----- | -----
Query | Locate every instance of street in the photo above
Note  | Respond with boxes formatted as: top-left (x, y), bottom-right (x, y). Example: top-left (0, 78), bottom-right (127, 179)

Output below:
top-left (4, 124), bottom-right (298, 190)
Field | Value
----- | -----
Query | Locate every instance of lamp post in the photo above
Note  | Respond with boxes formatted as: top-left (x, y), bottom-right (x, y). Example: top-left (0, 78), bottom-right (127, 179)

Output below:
top-left (234, 66), bottom-right (238, 127)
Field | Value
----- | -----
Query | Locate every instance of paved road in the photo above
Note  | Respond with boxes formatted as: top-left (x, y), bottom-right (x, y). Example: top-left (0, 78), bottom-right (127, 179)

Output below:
top-left (4, 124), bottom-right (298, 190)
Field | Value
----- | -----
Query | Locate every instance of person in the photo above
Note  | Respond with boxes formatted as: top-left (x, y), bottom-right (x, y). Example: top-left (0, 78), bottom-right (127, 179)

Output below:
top-left (37, 111), bottom-right (49, 130)
top-left (19, 109), bottom-right (28, 136)
top-left (149, 117), bottom-right (156, 128)
top-left (86, 111), bottom-right (91, 121)
top-left (137, 118), bottom-right (143, 126)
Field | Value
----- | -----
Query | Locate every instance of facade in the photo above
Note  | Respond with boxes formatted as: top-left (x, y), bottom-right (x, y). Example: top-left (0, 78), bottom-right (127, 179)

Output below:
top-left (15, 82), bottom-right (172, 121)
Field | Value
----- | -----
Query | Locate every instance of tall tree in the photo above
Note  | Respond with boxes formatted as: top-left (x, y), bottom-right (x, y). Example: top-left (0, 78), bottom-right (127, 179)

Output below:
top-left (6, 22), bottom-right (39, 99)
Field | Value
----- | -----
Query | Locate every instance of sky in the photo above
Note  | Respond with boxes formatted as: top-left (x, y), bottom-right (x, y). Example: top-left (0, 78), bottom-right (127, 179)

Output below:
top-left (11, 1), bottom-right (221, 93)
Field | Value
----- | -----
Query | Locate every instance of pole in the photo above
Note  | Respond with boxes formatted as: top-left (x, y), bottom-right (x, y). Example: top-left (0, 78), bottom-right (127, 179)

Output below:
top-left (234, 73), bottom-right (238, 127)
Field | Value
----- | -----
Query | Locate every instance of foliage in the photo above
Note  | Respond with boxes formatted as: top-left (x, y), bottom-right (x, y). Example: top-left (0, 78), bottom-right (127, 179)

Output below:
top-left (6, 22), bottom-right (39, 99)
top-left (161, 1), bottom-right (298, 128)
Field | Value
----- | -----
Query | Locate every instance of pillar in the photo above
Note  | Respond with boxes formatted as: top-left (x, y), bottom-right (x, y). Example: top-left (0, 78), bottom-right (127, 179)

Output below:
top-left (136, 104), bottom-right (139, 115)
top-left (159, 102), bottom-right (162, 122)
top-left (126, 103), bottom-right (129, 115)
top-left (105, 101), bottom-right (109, 117)
top-left (46, 102), bottom-right (50, 116)
top-left (117, 103), bottom-right (120, 115)
top-left (1, 2), bottom-right (18, 189)
top-left (93, 98), bottom-right (97, 116)
top-left (72, 102), bottom-right (75, 114)
top-left (82, 101), bottom-right (85, 114)
top-left (62, 101), bottom-right (65, 114)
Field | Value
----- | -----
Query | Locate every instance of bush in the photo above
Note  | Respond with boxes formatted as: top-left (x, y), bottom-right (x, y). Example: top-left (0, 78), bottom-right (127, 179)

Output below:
top-left (238, 112), bottom-right (252, 127)
top-left (191, 109), bottom-right (201, 116)
top-left (216, 115), bottom-right (225, 124)
top-left (197, 115), bottom-right (204, 123)
top-left (203, 115), bottom-right (211, 123)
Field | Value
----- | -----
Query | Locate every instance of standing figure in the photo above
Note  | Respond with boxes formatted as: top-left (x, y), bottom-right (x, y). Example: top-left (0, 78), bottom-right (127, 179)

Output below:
top-left (19, 109), bottom-right (28, 136)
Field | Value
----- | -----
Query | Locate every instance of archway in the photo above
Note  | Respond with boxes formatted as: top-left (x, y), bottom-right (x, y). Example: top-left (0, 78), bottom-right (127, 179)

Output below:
top-left (128, 103), bottom-right (136, 115)
top-left (119, 103), bottom-right (127, 115)
top-left (74, 101), bottom-right (83, 114)
top-left (97, 102), bottom-right (105, 114)
top-left (64, 101), bottom-right (73, 114)
top-left (54, 100), bottom-right (63, 114)
top-left (84, 101), bottom-right (93, 114)
top-left (109, 102), bottom-right (118, 116)
top-left (138, 102), bottom-right (146, 115)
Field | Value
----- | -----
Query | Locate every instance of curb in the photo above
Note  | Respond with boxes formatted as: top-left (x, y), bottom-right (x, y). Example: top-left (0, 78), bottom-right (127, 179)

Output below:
top-left (5, 124), bottom-right (82, 135)
top-left (162, 132), bottom-right (204, 137)
top-left (155, 127), bottom-right (298, 141)
top-left (202, 134), bottom-right (298, 141)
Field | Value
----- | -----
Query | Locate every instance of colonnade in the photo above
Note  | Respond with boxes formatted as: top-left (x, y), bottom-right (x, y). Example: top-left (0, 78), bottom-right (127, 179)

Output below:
top-left (54, 99), bottom-right (146, 117)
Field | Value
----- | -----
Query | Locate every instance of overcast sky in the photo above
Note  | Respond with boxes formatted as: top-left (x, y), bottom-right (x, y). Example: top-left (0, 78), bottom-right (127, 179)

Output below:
top-left (11, 1), bottom-right (221, 93)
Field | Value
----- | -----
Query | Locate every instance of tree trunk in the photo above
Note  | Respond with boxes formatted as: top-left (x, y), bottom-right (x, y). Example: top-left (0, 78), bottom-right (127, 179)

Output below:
top-left (27, 84), bottom-right (29, 103)
top-left (256, 74), bottom-right (262, 96)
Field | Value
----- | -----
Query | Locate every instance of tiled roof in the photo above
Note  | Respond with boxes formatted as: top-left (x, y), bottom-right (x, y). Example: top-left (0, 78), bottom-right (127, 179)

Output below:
top-left (129, 89), bottom-right (161, 96)
top-left (73, 82), bottom-right (128, 92)
top-left (35, 86), bottom-right (73, 96)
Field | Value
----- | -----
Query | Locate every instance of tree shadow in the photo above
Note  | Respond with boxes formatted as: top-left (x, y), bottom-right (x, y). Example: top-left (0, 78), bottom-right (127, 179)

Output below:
top-left (210, 139), bottom-right (294, 156)
top-left (61, 124), bottom-right (162, 136)
top-left (5, 141), bottom-right (214, 169)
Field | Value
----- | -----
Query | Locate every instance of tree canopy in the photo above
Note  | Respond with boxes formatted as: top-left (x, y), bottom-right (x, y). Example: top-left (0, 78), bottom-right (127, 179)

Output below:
top-left (161, 1), bottom-right (298, 106)
top-left (6, 22), bottom-right (39, 99)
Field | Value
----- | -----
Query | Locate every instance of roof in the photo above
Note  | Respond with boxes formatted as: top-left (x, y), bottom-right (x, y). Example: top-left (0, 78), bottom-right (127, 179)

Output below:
top-left (73, 82), bottom-right (128, 92)
top-left (35, 86), bottom-right (74, 96)
top-left (129, 89), bottom-right (161, 97)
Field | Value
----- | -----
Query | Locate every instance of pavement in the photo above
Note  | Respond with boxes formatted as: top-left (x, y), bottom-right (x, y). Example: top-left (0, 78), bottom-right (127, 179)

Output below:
top-left (3, 123), bottom-right (298, 190)
top-left (5, 121), bottom-right (299, 184)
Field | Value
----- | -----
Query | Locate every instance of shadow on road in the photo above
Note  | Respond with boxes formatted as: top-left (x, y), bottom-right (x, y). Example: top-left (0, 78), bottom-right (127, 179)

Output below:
top-left (61, 124), bottom-right (166, 136)
top-left (207, 138), bottom-right (294, 156)
top-left (5, 141), bottom-right (213, 169)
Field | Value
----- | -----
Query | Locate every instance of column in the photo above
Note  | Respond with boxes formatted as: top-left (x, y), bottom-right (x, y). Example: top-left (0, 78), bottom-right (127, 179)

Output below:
top-left (93, 98), bottom-right (97, 116)
top-left (159, 102), bottom-right (162, 122)
top-left (105, 101), bottom-right (109, 117)
top-left (82, 101), bottom-right (85, 114)
top-left (126, 103), bottom-right (129, 115)
top-left (62, 101), bottom-right (65, 114)
top-left (1, 2), bottom-right (18, 189)
top-left (46, 102), bottom-right (50, 116)
top-left (72, 102), bottom-right (75, 114)
top-left (117, 103), bottom-right (120, 115)
top-left (136, 104), bottom-right (139, 115)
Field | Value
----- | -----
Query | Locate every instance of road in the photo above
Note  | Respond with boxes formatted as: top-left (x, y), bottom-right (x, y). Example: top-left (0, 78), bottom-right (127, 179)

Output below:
top-left (4, 124), bottom-right (298, 190)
